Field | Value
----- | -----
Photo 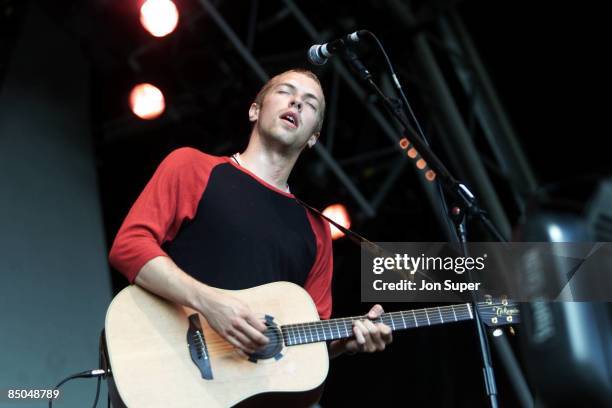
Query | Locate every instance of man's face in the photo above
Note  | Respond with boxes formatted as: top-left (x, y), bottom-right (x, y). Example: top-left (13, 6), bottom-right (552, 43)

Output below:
top-left (249, 72), bottom-right (324, 152)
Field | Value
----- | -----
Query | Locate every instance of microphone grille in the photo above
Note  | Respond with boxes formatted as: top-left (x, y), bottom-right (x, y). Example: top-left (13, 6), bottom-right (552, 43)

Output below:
top-left (307, 44), bottom-right (327, 65)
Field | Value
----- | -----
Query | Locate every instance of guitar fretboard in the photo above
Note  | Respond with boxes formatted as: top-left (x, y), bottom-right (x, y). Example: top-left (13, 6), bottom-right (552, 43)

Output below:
top-left (281, 303), bottom-right (473, 346)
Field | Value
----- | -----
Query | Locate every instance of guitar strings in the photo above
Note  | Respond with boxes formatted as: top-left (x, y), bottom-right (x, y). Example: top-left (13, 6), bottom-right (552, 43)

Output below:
top-left (197, 302), bottom-right (494, 350)
top-left (195, 303), bottom-right (484, 350)
top-left (199, 310), bottom-right (477, 355)
top-left (199, 309), bottom-right (474, 349)
top-left (195, 301), bottom-right (508, 348)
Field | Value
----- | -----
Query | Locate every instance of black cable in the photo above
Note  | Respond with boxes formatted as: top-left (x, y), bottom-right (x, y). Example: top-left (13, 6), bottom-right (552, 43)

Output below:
top-left (363, 31), bottom-right (429, 148)
top-left (362, 30), bottom-right (460, 243)
top-left (49, 369), bottom-right (106, 408)
top-left (92, 375), bottom-right (102, 408)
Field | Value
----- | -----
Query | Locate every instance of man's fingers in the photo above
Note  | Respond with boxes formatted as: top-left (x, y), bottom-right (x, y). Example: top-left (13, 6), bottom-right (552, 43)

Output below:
top-left (246, 314), bottom-right (267, 332)
top-left (240, 317), bottom-right (269, 346)
top-left (228, 330), bottom-right (257, 353)
top-left (362, 319), bottom-right (384, 351)
top-left (363, 319), bottom-right (380, 338)
top-left (353, 320), bottom-right (368, 349)
top-left (355, 319), bottom-right (379, 352)
top-left (226, 334), bottom-right (254, 354)
top-left (346, 311), bottom-right (393, 356)
top-left (227, 314), bottom-right (269, 352)
top-left (368, 304), bottom-right (384, 319)
top-left (379, 323), bottom-right (393, 344)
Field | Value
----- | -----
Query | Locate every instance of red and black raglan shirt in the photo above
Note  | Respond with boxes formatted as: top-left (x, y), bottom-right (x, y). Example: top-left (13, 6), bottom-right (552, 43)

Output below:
top-left (109, 147), bottom-right (333, 319)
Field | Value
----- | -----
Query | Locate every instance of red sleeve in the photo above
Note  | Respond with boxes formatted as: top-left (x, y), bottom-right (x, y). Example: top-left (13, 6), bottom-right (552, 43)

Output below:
top-left (108, 148), bottom-right (223, 283)
top-left (303, 211), bottom-right (334, 320)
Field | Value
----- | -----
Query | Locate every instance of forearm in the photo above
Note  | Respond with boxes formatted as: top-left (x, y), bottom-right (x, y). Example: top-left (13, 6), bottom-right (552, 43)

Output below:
top-left (134, 256), bottom-right (214, 313)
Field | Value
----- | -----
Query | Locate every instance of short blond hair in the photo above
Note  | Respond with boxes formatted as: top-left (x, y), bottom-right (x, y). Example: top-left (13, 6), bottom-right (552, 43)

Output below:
top-left (254, 69), bottom-right (325, 133)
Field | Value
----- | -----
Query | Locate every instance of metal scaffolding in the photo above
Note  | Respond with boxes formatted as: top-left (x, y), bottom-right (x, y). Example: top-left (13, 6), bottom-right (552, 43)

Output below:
top-left (121, 0), bottom-right (536, 242)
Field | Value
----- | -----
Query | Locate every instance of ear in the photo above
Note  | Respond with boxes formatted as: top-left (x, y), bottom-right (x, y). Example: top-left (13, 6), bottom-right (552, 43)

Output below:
top-left (248, 103), bottom-right (260, 123)
top-left (307, 132), bottom-right (320, 148)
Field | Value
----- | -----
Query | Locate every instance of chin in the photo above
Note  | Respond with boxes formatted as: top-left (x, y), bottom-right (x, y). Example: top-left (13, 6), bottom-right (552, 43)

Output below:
top-left (265, 128), bottom-right (300, 146)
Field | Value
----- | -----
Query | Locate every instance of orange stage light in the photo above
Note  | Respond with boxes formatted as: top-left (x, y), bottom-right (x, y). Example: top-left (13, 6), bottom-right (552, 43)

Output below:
top-left (129, 83), bottom-right (165, 120)
top-left (140, 0), bottom-right (179, 37)
top-left (322, 204), bottom-right (351, 240)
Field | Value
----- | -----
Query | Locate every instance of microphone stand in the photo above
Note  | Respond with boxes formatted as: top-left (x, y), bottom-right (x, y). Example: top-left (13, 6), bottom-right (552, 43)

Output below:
top-left (341, 49), bottom-right (507, 408)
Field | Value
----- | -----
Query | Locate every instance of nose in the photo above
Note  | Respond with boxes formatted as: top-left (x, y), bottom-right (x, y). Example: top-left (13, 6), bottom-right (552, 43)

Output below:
top-left (289, 100), bottom-right (302, 111)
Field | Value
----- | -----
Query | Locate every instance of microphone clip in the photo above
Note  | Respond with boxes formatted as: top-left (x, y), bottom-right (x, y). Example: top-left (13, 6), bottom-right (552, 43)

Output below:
top-left (342, 49), bottom-right (372, 81)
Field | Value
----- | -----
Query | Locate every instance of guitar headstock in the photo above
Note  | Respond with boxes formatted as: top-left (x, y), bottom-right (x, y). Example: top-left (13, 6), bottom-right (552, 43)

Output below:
top-left (476, 295), bottom-right (520, 327)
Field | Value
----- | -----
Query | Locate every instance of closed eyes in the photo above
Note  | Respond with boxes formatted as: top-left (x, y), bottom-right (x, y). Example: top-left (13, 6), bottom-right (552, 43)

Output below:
top-left (277, 90), bottom-right (317, 111)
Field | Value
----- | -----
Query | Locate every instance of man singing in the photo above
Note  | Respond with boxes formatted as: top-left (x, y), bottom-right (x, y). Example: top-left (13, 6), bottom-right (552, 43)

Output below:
top-left (109, 68), bottom-right (392, 359)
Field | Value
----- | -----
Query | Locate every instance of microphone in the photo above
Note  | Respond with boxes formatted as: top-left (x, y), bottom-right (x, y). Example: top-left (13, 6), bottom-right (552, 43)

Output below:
top-left (307, 30), bottom-right (367, 65)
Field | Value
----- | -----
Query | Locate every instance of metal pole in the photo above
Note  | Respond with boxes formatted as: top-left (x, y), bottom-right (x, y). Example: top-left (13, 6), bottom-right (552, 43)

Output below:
top-left (450, 11), bottom-right (538, 195)
top-left (438, 14), bottom-right (538, 208)
top-left (413, 33), bottom-right (511, 239)
top-left (491, 332), bottom-right (535, 408)
top-left (196, 0), bottom-right (268, 83)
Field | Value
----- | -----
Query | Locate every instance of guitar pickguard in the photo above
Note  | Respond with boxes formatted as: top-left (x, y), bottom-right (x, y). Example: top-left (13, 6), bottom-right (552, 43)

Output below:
top-left (247, 314), bottom-right (284, 363)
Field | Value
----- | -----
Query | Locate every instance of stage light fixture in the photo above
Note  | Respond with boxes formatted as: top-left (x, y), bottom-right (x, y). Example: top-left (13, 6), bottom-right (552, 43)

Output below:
top-left (398, 137), bottom-right (437, 182)
top-left (323, 204), bottom-right (351, 240)
top-left (140, 0), bottom-right (179, 37)
top-left (129, 83), bottom-right (165, 120)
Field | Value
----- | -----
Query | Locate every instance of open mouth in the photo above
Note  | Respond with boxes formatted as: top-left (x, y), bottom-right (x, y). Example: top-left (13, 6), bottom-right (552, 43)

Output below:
top-left (280, 112), bottom-right (299, 128)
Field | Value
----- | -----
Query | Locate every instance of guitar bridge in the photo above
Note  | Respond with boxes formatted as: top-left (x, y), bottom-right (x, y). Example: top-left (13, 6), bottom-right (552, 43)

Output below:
top-left (187, 314), bottom-right (213, 380)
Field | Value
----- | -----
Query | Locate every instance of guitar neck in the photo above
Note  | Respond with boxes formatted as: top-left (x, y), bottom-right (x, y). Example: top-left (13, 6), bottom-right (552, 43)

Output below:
top-left (281, 303), bottom-right (474, 346)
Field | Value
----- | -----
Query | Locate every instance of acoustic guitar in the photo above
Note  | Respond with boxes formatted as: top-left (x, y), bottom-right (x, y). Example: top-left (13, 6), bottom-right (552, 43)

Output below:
top-left (104, 282), bottom-right (519, 407)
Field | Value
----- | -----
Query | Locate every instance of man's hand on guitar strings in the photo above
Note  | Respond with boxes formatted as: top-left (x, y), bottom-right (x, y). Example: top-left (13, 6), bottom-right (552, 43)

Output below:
top-left (344, 304), bottom-right (393, 354)
top-left (199, 289), bottom-right (269, 354)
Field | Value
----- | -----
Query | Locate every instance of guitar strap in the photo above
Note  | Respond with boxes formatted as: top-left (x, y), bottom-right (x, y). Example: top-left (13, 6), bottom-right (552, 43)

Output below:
top-left (294, 197), bottom-right (388, 258)
top-left (230, 154), bottom-right (387, 257)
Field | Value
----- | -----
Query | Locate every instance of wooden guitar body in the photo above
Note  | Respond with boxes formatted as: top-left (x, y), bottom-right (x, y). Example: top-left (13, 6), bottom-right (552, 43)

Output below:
top-left (105, 282), bottom-right (328, 407)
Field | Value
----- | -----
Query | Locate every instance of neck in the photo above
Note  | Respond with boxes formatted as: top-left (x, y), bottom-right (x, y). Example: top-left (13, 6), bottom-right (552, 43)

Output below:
top-left (238, 132), bottom-right (299, 192)
top-left (281, 304), bottom-right (474, 346)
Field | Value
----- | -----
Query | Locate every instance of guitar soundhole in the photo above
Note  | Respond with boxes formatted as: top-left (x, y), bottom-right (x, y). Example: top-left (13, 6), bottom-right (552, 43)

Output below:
top-left (247, 316), bottom-right (283, 363)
